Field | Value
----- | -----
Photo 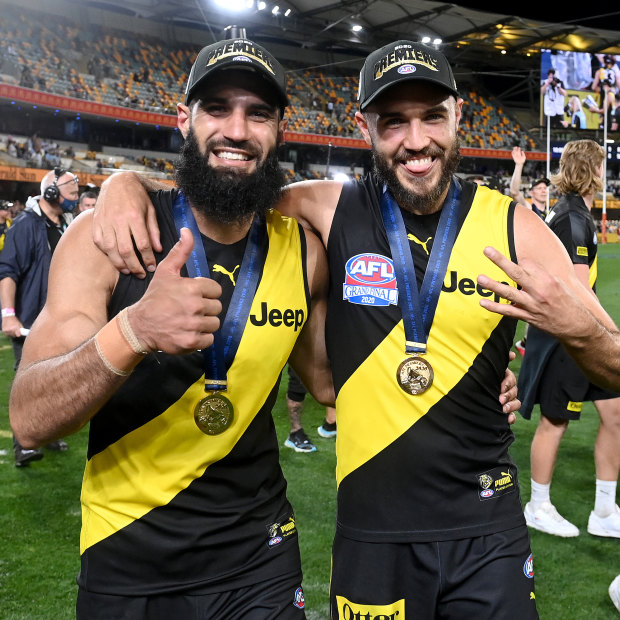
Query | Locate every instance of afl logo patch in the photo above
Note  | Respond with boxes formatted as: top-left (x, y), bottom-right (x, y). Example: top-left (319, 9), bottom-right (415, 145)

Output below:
top-left (398, 64), bottom-right (416, 74)
top-left (343, 253), bottom-right (398, 306)
top-left (480, 489), bottom-right (494, 498)
top-left (523, 553), bottom-right (534, 578)
top-left (293, 587), bottom-right (305, 609)
top-left (268, 536), bottom-right (283, 547)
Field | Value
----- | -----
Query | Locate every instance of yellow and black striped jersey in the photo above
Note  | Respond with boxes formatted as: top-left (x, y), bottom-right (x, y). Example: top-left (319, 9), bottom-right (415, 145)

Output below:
top-left (78, 189), bottom-right (309, 595)
top-left (326, 175), bottom-right (525, 542)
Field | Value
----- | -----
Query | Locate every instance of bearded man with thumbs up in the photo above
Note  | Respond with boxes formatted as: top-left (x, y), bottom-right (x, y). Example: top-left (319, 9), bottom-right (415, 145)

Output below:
top-left (8, 39), bottom-right (332, 620)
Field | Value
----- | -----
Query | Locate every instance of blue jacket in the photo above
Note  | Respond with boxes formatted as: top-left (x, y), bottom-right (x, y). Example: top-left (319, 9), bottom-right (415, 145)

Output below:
top-left (0, 199), bottom-right (72, 329)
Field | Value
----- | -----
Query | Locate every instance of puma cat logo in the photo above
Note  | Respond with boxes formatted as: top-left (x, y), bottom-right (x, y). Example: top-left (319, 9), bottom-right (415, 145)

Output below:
top-left (212, 264), bottom-right (240, 285)
top-left (407, 233), bottom-right (432, 255)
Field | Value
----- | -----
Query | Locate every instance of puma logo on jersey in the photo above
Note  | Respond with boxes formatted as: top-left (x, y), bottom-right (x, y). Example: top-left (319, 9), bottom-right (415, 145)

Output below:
top-left (249, 302), bottom-right (305, 331)
top-left (407, 233), bottom-right (432, 255)
top-left (212, 264), bottom-right (240, 285)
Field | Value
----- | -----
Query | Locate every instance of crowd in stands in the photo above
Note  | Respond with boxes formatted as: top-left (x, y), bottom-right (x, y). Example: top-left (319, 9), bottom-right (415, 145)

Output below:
top-left (0, 3), bottom-right (537, 151)
top-left (1, 132), bottom-right (75, 169)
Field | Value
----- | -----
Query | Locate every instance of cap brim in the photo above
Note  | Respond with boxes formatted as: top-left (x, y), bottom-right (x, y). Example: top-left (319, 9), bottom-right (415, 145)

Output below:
top-left (186, 63), bottom-right (288, 109)
top-left (360, 76), bottom-right (459, 110)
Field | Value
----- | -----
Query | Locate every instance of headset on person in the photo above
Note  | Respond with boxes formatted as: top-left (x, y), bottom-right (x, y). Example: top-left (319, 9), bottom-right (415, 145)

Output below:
top-left (42, 167), bottom-right (67, 203)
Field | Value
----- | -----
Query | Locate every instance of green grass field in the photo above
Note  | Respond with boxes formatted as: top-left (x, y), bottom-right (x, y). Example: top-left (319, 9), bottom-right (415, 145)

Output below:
top-left (1, 245), bottom-right (620, 619)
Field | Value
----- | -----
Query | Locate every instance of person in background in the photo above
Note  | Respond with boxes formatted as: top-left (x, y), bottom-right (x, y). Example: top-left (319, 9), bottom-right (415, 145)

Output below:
top-left (541, 68), bottom-right (567, 129)
top-left (509, 146), bottom-right (549, 218)
top-left (509, 146), bottom-right (551, 356)
top-left (77, 190), bottom-right (98, 213)
top-left (0, 168), bottom-right (77, 465)
top-left (285, 365), bottom-right (337, 452)
top-left (562, 95), bottom-right (588, 129)
top-left (514, 140), bottom-right (620, 540)
top-left (285, 365), bottom-right (317, 453)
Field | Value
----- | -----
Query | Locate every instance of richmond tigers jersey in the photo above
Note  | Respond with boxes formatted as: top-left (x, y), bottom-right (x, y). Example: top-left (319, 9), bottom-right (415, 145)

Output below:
top-left (326, 175), bottom-right (525, 542)
top-left (545, 192), bottom-right (598, 290)
top-left (78, 189), bottom-right (310, 595)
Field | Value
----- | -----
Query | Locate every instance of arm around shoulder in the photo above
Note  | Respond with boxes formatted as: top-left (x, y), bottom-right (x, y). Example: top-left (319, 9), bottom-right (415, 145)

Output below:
top-left (278, 179), bottom-right (343, 248)
top-left (93, 170), bottom-right (166, 277)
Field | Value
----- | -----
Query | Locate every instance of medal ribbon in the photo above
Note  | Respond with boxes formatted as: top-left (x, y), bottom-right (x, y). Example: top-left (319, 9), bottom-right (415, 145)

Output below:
top-left (172, 191), bottom-right (266, 391)
top-left (380, 179), bottom-right (461, 355)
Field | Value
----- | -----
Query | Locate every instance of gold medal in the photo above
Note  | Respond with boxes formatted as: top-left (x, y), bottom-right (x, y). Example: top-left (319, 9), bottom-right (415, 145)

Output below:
top-left (194, 393), bottom-right (234, 435)
top-left (396, 356), bottom-right (434, 395)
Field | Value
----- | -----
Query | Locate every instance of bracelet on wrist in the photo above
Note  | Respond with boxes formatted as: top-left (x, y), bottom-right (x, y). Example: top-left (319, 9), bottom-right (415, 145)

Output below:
top-left (1, 308), bottom-right (16, 318)
top-left (117, 307), bottom-right (149, 355)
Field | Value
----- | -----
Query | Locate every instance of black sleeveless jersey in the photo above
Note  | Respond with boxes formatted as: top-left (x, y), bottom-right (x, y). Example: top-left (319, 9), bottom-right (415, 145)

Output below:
top-left (78, 189), bottom-right (310, 595)
top-left (326, 174), bottom-right (525, 542)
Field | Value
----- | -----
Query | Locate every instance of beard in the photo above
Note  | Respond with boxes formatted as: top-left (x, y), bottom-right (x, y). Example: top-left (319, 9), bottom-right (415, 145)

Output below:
top-left (372, 138), bottom-right (461, 214)
top-left (174, 128), bottom-right (286, 225)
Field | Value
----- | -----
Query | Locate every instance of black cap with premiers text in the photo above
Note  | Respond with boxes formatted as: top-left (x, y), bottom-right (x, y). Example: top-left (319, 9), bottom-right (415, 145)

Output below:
top-left (185, 39), bottom-right (289, 111)
top-left (530, 177), bottom-right (550, 189)
top-left (357, 40), bottom-right (458, 110)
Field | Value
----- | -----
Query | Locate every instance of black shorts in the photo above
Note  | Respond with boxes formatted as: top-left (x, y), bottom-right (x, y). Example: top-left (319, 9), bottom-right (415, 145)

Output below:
top-left (330, 526), bottom-right (538, 620)
top-left (76, 574), bottom-right (307, 620)
top-left (539, 345), bottom-right (619, 421)
top-left (287, 366), bottom-right (307, 402)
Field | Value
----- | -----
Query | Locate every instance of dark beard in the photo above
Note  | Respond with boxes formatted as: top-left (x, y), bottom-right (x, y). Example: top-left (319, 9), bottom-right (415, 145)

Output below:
top-left (174, 129), bottom-right (285, 225)
top-left (372, 139), bottom-right (461, 214)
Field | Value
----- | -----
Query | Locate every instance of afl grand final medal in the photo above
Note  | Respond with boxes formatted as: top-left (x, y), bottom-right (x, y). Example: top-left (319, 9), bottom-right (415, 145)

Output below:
top-left (396, 356), bottom-right (434, 395)
top-left (194, 393), bottom-right (234, 435)
top-left (173, 193), bottom-right (267, 438)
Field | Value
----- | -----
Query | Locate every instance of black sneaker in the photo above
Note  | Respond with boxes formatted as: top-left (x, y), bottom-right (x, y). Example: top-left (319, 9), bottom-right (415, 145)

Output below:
top-left (317, 421), bottom-right (337, 438)
top-left (45, 440), bottom-right (69, 451)
top-left (284, 429), bottom-right (317, 453)
top-left (15, 447), bottom-right (44, 467)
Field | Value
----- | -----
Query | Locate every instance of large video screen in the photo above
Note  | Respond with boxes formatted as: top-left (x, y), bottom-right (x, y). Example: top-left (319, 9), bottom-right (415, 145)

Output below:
top-left (540, 49), bottom-right (620, 131)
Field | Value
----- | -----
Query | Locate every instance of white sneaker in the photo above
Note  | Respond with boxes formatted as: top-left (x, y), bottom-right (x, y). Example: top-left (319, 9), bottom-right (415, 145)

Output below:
top-left (524, 501), bottom-right (580, 537)
top-left (609, 574), bottom-right (620, 612)
top-left (587, 504), bottom-right (620, 538)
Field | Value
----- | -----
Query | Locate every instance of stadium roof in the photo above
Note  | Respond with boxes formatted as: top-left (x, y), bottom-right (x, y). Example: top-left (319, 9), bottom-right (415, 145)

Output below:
top-left (78, 1), bottom-right (620, 65)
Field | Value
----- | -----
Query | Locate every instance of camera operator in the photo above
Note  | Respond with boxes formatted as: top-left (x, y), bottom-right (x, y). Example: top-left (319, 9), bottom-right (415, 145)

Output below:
top-left (541, 68), bottom-right (567, 129)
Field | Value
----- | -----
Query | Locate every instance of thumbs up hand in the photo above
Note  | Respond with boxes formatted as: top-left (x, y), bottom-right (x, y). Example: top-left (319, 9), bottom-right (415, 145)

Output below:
top-left (128, 228), bottom-right (222, 354)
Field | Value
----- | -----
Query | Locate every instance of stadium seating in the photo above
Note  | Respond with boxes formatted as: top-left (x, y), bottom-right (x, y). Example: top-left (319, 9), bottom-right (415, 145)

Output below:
top-left (0, 2), bottom-right (538, 152)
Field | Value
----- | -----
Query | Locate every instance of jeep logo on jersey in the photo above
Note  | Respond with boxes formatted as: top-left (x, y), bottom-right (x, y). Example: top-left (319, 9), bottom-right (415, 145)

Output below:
top-left (343, 253), bottom-right (398, 306)
top-left (249, 302), bottom-right (305, 331)
top-left (442, 270), bottom-right (510, 303)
